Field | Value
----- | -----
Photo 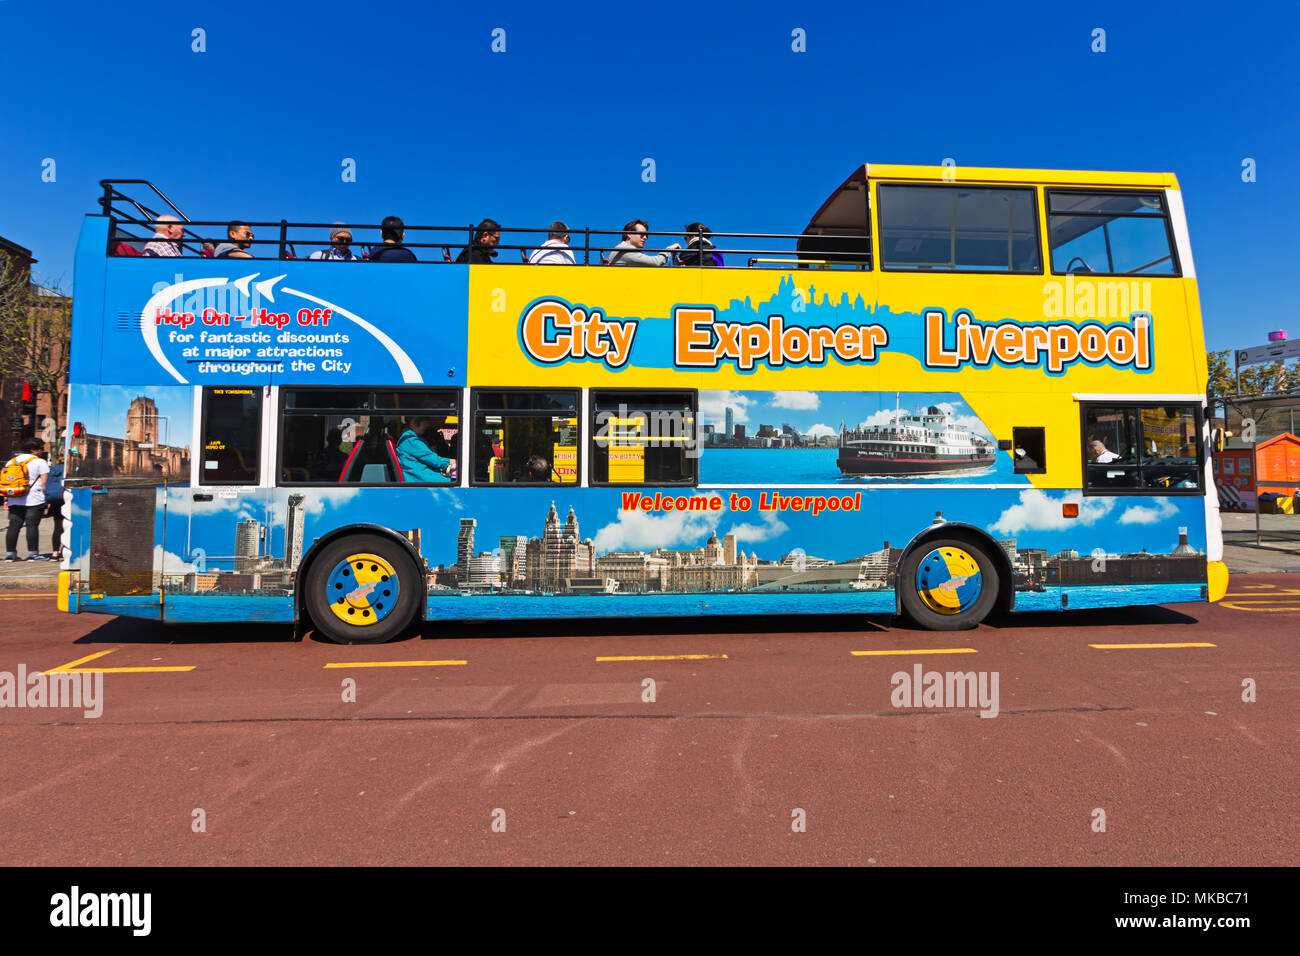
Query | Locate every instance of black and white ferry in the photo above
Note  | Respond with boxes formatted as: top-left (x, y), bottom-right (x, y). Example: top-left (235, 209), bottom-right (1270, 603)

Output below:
top-left (836, 404), bottom-right (995, 476)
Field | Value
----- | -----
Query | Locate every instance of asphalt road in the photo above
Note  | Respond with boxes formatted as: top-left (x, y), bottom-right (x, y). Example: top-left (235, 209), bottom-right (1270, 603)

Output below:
top-left (1, 576), bottom-right (1296, 866)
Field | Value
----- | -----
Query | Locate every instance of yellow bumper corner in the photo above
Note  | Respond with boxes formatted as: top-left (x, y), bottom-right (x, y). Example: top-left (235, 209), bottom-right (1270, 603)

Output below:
top-left (57, 570), bottom-right (72, 612)
top-left (1207, 561), bottom-right (1229, 602)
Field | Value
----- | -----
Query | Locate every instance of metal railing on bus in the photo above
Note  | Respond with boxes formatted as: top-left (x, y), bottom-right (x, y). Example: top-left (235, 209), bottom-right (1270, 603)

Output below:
top-left (98, 183), bottom-right (873, 270)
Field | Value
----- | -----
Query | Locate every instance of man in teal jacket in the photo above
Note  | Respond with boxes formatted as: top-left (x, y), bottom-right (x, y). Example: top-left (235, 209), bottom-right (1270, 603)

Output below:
top-left (395, 418), bottom-right (456, 483)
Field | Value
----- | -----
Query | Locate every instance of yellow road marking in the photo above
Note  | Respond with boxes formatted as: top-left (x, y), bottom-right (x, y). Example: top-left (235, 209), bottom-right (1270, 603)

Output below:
top-left (1221, 602), bottom-right (1300, 613)
top-left (596, 654), bottom-right (728, 662)
top-left (1225, 590), bottom-right (1300, 597)
top-left (44, 648), bottom-right (196, 674)
top-left (851, 648), bottom-right (978, 656)
top-left (0, 592), bottom-right (60, 600)
top-left (1089, 642), bottom-right (1217, 649)
top-left (323, 660), bottom-right (467, 669)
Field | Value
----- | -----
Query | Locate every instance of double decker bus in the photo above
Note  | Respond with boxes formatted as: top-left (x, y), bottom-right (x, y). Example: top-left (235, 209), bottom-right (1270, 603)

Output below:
top-left (57, 164), bottom-right (1228, 643)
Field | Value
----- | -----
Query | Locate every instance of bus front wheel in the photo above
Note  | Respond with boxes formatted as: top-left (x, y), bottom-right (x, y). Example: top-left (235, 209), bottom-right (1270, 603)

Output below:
top-left (898, 537), bottom-right (1000, 630)
top-left (304, 534), bottom-right (421, 644)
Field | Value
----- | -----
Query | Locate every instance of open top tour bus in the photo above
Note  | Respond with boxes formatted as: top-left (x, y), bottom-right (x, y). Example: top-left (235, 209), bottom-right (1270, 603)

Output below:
top-left (57, 164), bottom-right (1228, 643)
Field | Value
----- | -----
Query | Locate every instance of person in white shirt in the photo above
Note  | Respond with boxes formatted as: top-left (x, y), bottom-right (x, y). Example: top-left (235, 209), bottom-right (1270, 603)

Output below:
top-left (1088, 440), bottom-right (1121, 463)
top-left (5, 438), bottom-right (51, 561)
top-left (309, 223), bottom-right (363, 261)
top-left (529, 222), bottom-right (576, 265)
top-left (142, 215), bottom-right (184, 257)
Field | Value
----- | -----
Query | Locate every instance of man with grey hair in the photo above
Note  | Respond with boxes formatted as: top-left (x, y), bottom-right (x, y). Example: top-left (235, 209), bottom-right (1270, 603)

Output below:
top-left (142, 215), bottom-right (184, 257)
top-left (309, 223), bottom-right (362, 261)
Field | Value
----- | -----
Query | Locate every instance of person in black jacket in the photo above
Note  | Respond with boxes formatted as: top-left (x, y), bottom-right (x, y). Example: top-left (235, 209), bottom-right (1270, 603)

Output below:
top-left (371, 216), bottom-right (418, 262)
top-left (455, 218), bottom-right (501, 264)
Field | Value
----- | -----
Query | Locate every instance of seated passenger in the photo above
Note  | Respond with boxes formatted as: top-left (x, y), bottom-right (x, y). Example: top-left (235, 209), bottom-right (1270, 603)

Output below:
top-left (396, 417), bottom-right (455, 482)
top-left (528, 221), bottom-right (576, 264)
top-left (142, 215), bottom-right (184, 257)
top-left (523, 454), bottom-right (552, 482)
top-left (677, 222), bottom-right (723, 267)
top-left (1087, 439), bottom-right (1121, 463)
top-left (371, 216), bottom-right (418, 262)
top-left (320, 427), bottom-right (348, 481)
top-left (310, 223), bottom-right (362, 261)
top-left (608, 219), bottom-right (679, 266)
top-left (456, 219), bottom-right (501, 264)
top-left (214, 221), bottom-right (255, 259)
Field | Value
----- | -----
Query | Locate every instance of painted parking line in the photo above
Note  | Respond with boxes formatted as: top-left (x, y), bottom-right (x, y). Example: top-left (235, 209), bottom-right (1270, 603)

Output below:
top-left (1221, 602), bottom-right (1300, 612)
top-left (596, 654), bottom-right (728, 662)
top-left (851, 648), bottom-right (978, 656)
top-left (0, 592), bottom-right (59, 600)
top-left (1088, 642), bottom-right (1217, 650)
top-left (1225, 589), bottom-right (1300, 597)
top-left (44, 648), bottom-right (196, 674)
top-left (323, 660), bottom-right (467, 669)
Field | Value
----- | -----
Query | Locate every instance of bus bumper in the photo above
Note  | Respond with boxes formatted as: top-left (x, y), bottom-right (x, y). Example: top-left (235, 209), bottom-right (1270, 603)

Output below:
top-left (1206, 561), bottom-right (1229, 602)
top-left (57, 570), bottom-right (79, 613)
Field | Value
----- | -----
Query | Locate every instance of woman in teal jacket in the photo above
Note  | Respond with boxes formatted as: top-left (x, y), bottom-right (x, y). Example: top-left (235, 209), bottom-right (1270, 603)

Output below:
top-left (395, 418), bottom-right (456, 483)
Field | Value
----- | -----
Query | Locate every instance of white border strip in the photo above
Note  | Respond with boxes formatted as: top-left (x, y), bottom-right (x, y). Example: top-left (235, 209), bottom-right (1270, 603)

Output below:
top-left (1165, 188), bottom-right (1197, 280)
top-left (1071, 393), bottom-right (1206, 402)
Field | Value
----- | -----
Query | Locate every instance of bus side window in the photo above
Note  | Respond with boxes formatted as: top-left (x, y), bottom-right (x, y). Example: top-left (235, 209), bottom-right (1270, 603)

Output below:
top-left (471, 389), bottom-right (580, 485)
top-left (1012, 427), bottom-right (1046, 474)
top-left (1082, 403), bottom-right (1201, 493)
top-left (200, 386), bottom-right (262, 484)
top-left (590, 389), bottom-right (697, 486)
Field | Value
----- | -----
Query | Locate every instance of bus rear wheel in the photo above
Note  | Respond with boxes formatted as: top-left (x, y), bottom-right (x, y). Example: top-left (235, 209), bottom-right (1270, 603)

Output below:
top-left (898, 537), bottom-right (1000, 631)
top-left (304, 534), bottom-right (421, 644)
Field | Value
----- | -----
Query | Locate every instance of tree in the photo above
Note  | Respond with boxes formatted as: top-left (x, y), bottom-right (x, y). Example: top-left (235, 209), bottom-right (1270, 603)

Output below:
top-left (0, 265), bottom-right (72, 447)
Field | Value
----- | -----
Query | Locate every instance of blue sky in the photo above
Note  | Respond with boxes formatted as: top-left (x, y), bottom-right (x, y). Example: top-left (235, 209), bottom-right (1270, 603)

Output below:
top-left (2, 0), bottom-right (1296, 352)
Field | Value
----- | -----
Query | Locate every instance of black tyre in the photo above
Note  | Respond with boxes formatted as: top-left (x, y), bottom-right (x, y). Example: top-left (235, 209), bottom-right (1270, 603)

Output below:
top-left (897, 536), bottom-right (1000, 631)
top-left (303, 533), bottom-right (421, 644)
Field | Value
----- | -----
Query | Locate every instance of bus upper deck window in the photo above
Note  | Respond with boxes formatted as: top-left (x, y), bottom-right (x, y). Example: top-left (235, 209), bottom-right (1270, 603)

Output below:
top-left (591, 390), bottom-right (697, 486)
top-left (878, 183), bottom-right (1041, 273)
top-left (1048, 191), bottom-right (1179, 276)
top-left (201, 387), bottom-right (262, 484)
top-left (471, 389), bottom-right (580, 485)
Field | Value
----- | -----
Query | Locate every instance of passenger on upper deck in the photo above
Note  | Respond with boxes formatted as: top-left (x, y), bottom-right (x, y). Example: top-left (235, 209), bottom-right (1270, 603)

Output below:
top-left (371, 216), bottom-right (418, 262)
top-left (677, 222), bottom-right (723, 267)
top-left (608, 219), bottom-right (679, 266)
top-left (214, 221), bottom-right (254, 259)
top-left (142, 215), bottom-right (184, 257)
top-left (309, 223), bottom-right (363, 261)
top-left (528, 222), bottom-right (576, 265)
top-left (456, 219), bottom-right (502, 264)
top-left (395, 417), bottom-right (456, 483)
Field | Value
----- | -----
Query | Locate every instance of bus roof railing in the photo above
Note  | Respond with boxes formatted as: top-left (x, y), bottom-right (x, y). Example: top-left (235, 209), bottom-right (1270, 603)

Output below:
top-left (97, 179), bottom-right (873, 268)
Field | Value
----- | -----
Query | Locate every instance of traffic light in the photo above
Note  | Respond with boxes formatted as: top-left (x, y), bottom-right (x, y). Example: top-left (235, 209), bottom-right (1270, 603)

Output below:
top-left (19, 383), bottom-right (37, 439)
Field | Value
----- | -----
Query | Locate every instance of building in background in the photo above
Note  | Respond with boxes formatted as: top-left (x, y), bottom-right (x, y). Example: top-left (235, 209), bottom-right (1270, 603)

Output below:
top-left (0, 236), bottom-right (71, 461)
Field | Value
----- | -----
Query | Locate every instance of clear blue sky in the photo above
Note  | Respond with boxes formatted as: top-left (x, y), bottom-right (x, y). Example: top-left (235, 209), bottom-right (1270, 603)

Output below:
top-left (1, 0), bottom-right (1295, 352)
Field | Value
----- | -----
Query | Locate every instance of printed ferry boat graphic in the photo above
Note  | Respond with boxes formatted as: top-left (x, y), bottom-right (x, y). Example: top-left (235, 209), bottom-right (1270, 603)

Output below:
top-left (836, 401), bottom-right (995, 477)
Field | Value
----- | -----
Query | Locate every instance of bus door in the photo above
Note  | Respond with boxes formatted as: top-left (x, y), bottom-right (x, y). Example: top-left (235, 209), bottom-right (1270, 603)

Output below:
top-left (173, 386), bottom-right (273, 610)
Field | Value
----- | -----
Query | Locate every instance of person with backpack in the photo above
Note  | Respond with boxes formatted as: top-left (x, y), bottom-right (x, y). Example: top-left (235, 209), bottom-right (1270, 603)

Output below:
top-left (44, 459), bottom-right (65, 560)
top-left (3, 438), bottom-right (51, 561)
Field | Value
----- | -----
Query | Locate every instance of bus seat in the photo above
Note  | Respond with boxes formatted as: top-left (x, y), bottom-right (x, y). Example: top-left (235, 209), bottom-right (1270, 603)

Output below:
top-left (386, 438), bottom-right (405, 481)
top-left (113, 241), bottom-right (143, 257)
top-left (338, 442), bottom-right (362, 482)
top-left (442, 247), bottom-right (453, 263)
top-left (359, 463), bottom-right (389, 483)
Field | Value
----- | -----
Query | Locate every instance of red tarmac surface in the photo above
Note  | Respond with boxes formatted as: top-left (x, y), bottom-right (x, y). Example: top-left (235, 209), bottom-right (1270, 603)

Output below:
top-left (0, 575), bottom-right (1296, 866)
